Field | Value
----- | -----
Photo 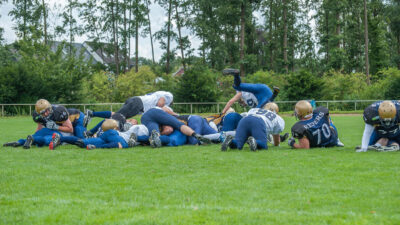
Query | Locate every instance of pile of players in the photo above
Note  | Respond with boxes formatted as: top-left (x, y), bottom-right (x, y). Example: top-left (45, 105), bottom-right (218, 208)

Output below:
top-left (3, 68), bottom-right (399, 152)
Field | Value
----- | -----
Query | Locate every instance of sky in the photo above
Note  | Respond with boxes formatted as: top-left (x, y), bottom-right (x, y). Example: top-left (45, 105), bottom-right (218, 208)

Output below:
top-left (0, 0), bottom-right (201, 61)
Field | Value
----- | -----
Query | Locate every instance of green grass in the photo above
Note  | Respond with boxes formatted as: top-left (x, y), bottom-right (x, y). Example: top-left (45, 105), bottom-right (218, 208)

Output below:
top-left (1, 116), bottom-right (400, 224)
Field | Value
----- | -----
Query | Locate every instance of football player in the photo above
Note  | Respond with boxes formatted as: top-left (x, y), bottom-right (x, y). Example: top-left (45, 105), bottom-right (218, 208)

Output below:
top-left (67, 108), bottom-right (87, 139)
top-left (3, 99), bottom-right (73, 149)
top-left (141, 107), bottom-right (211, 148)
top-left (221, 105), bottom-right (285, 151)
top-left (357, 100), bottom-right (400, 152)
top-left (220, 68), bottom-right (279, 114)
top-left (288, 100), bottom-right (342, 149)
top-left (84, 91), bottom-right (174, 126)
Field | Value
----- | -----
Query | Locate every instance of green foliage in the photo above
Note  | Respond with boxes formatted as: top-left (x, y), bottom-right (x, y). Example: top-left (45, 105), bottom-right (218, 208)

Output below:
top-left (81, 71), bottom-right (114, 103)
top-left (245, 70), bottom-right (288, 100)
top-left (114, 66), bottom-right (157, 102)
top-left (175, 64), bottom-right (219, 102)
top-left (321, 71), bottom-right (368, 100)
top-left (284, 70), bottom-right (323, 100)
top-left (375, 67), bottom-right (400, 99)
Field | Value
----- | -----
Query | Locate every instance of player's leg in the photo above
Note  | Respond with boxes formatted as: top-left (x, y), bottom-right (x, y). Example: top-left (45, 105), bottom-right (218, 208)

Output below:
top-left (116, 97), bottom-right (144, 118)
top-left (187, 115), bottom-right (204, 145)
top-left (85, 120), bottom-right (105, 137)
top-left (74, 112), bottom-right (87, 138)
top-left (221, 112), bottom-right (243, 131)
top-left (232, 117), bottom-right (253, 150)
top-left (249, 118), bottom-right (268, 150)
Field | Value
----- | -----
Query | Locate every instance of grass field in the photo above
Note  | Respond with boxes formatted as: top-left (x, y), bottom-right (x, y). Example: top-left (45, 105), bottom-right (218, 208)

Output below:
top-left (1, 115), bottom-right (400, 224)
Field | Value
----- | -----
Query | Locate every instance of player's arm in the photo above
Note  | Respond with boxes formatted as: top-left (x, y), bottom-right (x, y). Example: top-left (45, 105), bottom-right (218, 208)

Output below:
top-left (292, 137), bottom-right (310, 149)
top-left (222, 92), bottom-right (242, 114)
top-left (58, 119), bottom-right (73, 133)
top-left (272, 134), bottom-right (280, 146)
top-left (359, 123), bottom-right (374, 152)
top-left (162, 106), bottom-right (178, 116)
top-left (36, 123), bottom-right (43, 132)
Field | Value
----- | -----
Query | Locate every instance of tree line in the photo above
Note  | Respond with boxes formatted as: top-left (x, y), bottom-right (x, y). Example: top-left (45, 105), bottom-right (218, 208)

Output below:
top-left (1, 0), bottom-right (400, 106)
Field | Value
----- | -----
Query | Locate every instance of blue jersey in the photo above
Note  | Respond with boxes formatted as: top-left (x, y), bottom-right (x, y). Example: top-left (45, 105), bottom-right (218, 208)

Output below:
top-left (363, 101), bottom-right (400, 138)
top-left (291, 107), bottom-right (338, 147)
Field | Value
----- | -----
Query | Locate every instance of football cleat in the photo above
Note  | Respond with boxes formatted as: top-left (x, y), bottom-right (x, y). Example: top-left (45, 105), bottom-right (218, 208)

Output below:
top-left (193, 133), bottom-right (212, 144)
top-left (367, 144), bottom-right (381, 151)
top-left (128, 133), bottom-right (138, 147)
top-left (221, 135), bottom-right (234, 151)
top-left (3, 141), bottom-right (22, 147)
top-left (280, 133), bottom-right (289, 142)
top-left (247, 136), bottom-right (257, 151)
top-left (273, 86), bottom-right (280, 95)
top-left (74, 139), bottom-right (85, 148)
top-left (222, 68), bottom-right (240, 76)
top-left (336, 139), bottom-right (345, 147)
top-left (149, 130), bottom-right (162, 148)
top-left (380, 145), bottom-right (400, 152)
top-left (86, 144), bottom-right (96, 150)
top-left (49, 133), bottom-right (61, 150)
top-left (83, 109), bottom-right (93, 128)
top-left (23, 135), bottom-right (34, 149)
top-left (219, 132), bottom-right (227, 143)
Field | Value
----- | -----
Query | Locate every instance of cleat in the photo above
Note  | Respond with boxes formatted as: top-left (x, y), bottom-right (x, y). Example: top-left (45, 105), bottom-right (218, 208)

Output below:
top-left (128, 133), bottom-right (138, 147)
top-left (221, 135), bottom-right (234, 151)
top-left (149, 130), bottom-right (162, 148)
top-left (74, 139), bottom-right (85, 148)
top-left (86, 144), bottom-right (96, 150)
top-left (380, 145), bottom-right (400, 152)
top-left (3, 141), bottom-right (22, 147)
top-left (219, 131), bottom-right (227, 143)
top-left (23, 135), bottom-right (34, 149)
top-left (222, 68), bottom-right (240, 76)
top-left (355, 145), bottom-right (361, 150)
top-left (367, 144), bottom-right (381, 151)
top-left (49, 133), bottom-right (61, 150)
top-left (273, 86), bottom-right (280, 94)
top-left (280, 133), bottom-right (289, 142)
top-left (83, 130), bottom-right (93, 139)
top-left (193, 133), bottom-right (212, 144)
top-left (336, 139), bottom-right (345, 147)
top-left (247, 136), bottom-right (257, 151)
top-left (83, 109), bottom-right (93, 128)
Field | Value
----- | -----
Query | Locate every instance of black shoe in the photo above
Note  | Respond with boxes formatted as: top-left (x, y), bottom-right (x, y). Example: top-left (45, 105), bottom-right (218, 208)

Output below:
top-left (74, 139), bottom-right (85, 148)
top-left (83, 109), bottom-right (93, 128)
top-left (128, 133), bottom-right (138, 147)
top-left (221, 135), bottom-right (234, 151)
top-left (222, 68), bottom-right (240, 76)
top-left (3, 141), bottom-right (22, 147)
top-left (280, 133), bottom-right (289, 142)
top-left (247, 136), bottom-right (257, 151)
top-left (23, 135), bottom-right (34, 149)
top-left (83, 130), bottom-right (93, 139)
top-left (193, 133), bottom-right (211, 144)
top-left (149, 130), bottom-right (162, 148)
top-left (49, 133), bottom-right (61, 150)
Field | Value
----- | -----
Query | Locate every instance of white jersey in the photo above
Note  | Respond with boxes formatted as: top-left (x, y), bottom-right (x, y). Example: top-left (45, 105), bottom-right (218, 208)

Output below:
top-left (153, 91), bottom-right (173, 106)
top-left (139, 94), bottom-right (160, 113)
top-left (240, 91), bottom-right (258, 108)
top-left (118, 124), bottom-right (149, 142)
top-left (247, 108), bottom-right (285, 135)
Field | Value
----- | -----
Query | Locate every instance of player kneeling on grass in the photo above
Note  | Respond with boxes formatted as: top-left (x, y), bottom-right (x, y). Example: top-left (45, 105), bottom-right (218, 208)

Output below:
top-left (3, 99), bottom-right (73, 149)
top-left (288, 100), bottom-right (343, 149)
top-left (357, 100), bottom-right (400, 152)
top-left (221, 104), bottom-right (285, 151)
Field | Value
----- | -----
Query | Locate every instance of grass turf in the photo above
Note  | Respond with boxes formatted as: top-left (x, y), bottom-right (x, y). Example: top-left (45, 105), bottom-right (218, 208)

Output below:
top-left (1, 115), bottom-right (400, 224)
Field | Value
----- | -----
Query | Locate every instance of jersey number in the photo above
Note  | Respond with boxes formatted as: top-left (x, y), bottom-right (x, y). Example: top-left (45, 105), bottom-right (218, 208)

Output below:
top-left (311, 124), bottom-right (331, 145)
top-left (256, 109), bottom-right (276, 120)
top-left (247, 99), bottom-right (255, 107)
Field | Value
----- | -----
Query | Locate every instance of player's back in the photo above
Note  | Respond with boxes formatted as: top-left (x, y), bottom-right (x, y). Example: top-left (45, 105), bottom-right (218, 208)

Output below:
top-left (247, 108), bottom-right (284, 135)
top-left (291, 107), bottom-right (337, 147)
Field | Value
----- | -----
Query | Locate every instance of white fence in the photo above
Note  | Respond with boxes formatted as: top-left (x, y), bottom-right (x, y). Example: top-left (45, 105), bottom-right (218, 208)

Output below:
top-left (0, 100), bottom-right (384, 116)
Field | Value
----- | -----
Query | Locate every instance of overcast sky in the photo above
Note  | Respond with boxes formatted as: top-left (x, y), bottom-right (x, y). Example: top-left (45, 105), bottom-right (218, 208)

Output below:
top-left (0, 0), bottom-right (202, 61)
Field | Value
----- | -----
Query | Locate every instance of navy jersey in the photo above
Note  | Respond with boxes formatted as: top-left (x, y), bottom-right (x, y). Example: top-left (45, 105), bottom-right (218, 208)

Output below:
top-left (363, 101), bottom-right (400, 138)
top-left (291, 107), bottom-right (338, 147)
top-left (32, 105), bottom-right (69, 125)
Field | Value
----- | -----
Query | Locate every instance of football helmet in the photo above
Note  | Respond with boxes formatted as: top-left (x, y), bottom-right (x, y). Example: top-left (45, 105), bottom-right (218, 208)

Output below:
top-left (35, 99), bottom-right (52, 115)
top-left (378, 101), bottom-right (397, 127)
top-left (101, 119), bottom-right (119, 131)
top-left (263, 102), bottom-right (279, 113)
top-left (294, 100), bottom-right (313, 120)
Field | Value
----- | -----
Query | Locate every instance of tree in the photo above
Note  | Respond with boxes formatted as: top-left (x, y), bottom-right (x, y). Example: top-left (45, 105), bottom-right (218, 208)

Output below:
top-left (363, 0), bottom-right (370, 84)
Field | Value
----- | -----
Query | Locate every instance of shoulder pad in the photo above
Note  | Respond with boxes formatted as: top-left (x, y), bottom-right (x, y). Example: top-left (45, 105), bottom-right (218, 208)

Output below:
top-left (291, 122), bottom-right (306, 139)
top-left (363, 105), bottom-right (379, 125)
top-left (314, 107), bottom-right (329, 116)
top-left (51, 105), bottom-right (69, 122)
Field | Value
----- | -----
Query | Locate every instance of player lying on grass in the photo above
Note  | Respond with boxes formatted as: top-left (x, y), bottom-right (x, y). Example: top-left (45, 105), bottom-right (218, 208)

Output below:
top-left (67, 108), bottom-right (88, 139)
top-left (221, 68), bottom-right (279, 114)
top-left (3, 99), bottom-right (73, 149)
top-left (84, 112), bottom-right (128, 138)
top-left (50, 119), bottom-right (138, 150)
top-left (141, 107), bottom-right (211, 148)
top-left (288, 100), bottom-right (344, 149)
top-left (221, 104), bottom-right (285, 151)
top-left (356, 100), bottom-right (400, 152)
top-left (83, 91), bottom-right (174, 128)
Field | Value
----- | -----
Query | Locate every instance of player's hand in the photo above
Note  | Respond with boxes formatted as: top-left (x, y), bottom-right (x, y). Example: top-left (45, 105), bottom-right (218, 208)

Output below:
top-left (45, 120), bottom-right (59, 130)
top-left (288, 137), bottom-right (296, 148)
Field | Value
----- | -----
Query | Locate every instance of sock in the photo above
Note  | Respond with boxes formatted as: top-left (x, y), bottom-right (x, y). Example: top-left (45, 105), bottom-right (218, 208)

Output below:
top-left (93, 111), bottom-right (112, 118)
